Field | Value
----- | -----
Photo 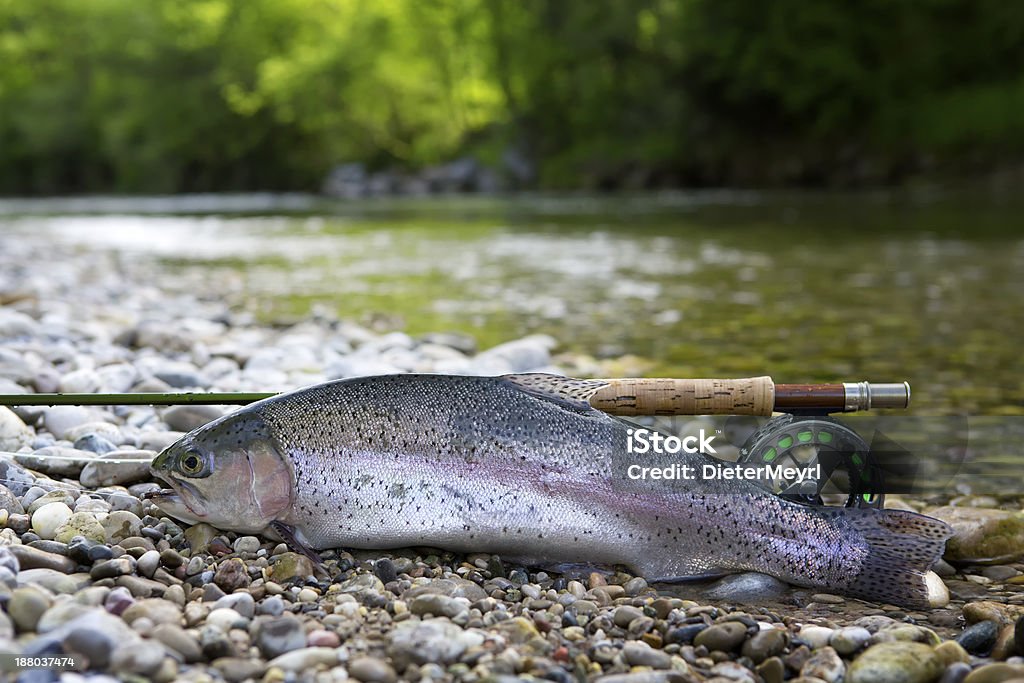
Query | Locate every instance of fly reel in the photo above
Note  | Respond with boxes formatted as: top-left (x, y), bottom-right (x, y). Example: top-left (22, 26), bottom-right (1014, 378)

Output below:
top-left (737, 414), bottom-right (883, 508)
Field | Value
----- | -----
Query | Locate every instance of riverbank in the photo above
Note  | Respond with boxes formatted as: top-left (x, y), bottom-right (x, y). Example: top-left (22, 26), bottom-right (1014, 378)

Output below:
top-left (0, 222), bottom-right (1023, 681)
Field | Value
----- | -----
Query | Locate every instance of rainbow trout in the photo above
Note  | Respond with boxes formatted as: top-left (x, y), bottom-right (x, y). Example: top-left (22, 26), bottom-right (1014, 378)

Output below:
top-left (149, 373), bottom-right (951, 608)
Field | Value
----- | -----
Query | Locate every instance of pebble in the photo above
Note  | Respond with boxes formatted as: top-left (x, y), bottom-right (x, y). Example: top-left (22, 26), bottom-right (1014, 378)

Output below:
top-left (101, 510), bottom-right (143, 544)
top-left (90, 557), bottom-right (135, 580)
top-left (7, 586), bottom-right (51, 632)
top-left (349, 656), bottom-right (399, 683)
top-left (259, 595), bottom-right (286, 616)
top-left (622, 641), bottom-right (671, 668)
top-left (613, 605), bottom-right (644, 628)
top-left (214, 592), bottom-right (256, 618)
top-left (54, 511), bottom-right (106, 544)
top-left (963, 663), bottom-right (1024, 683)
top-left (205, 607), bottom-right (245, 632)
top-left (387, 618), bottom-right (480, 668)
top-left (30, 502), bottom-right (73, 540)
top-left (256, 615), bottom-right (307, 659)
top-left (801, 646), bottom-right (845, 682)
top-left (232, 535), bottom-right (261, 554)
top-left (694, 621), bottom-right (748, 652)
top-left (0, 406), bottom-right (32, 450)
top-left (214, 558), bottom-right (250, 592)
top-left (80, 450), bottom-right (154, 488)
top-left (831, 626), bottom-right (872, 655)
top-left (957, 619), bottom-right (999, 655)
top-left (161, 404), bottom-right (222, 431)
top-left (799, 625), bottom-right (836, 649)
top-left (121, 598), bottom-right (182, 626)
top-left (8, 544), bottom-right (77, 573)
top-left (267, 552), bottom-right (316, 583)
top-left (742, 627), bottom-right (788, 662)
top-left (267, 646), bottom-right (341, 672)
top-left (846, 641), bottom-right (943, 683)
top-left (151, 623), bottom-right (203, 663)
top-left (934, 640), bottom-right (970, 666)
top-left (104, 586), bottom-right (135, 616)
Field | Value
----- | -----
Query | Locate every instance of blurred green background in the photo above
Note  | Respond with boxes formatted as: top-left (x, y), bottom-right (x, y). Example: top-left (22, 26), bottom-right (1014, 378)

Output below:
top-left (3, 0), bottom-right (1024, 194)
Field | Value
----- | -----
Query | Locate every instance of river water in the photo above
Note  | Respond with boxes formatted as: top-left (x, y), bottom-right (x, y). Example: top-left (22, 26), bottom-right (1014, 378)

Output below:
top-left (2, 191), bottom-right (1021, 415)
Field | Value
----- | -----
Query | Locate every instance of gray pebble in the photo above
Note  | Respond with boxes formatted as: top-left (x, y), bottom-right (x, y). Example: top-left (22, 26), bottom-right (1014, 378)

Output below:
top-left (152, 623), bottom-right (203, 663)
top-left (0, 483), bottom-right (24, 514)
top-left (410, 593), bottom-right (468, 618)
top-left (831, 626), bottom-right (872, 655)
top-left (232, 535), bottom-right (261, 554)
top-left (622, 641), bottom-right (671, 668)
top-left (255, 615), bottom-right (306, 659)
top-left (80, 451), bottom-right (154, 488)
top-left (73, 433), bottom-right (117, 454)
top-left (162, 404), bottom-right (222, 431)
top-left (214, 592), bottom-right (256, 618)
top-left (258, 595), bottom-right (285, 616)
top-left (957, 619), bottom-right (999, 655)
top-left (136, 549), bottom-right (161, 578)
top-left (90, 557), bottom-right (134, 580)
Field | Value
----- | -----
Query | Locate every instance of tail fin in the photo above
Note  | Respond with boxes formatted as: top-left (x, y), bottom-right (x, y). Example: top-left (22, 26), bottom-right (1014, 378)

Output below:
top-left (832, 508), bottom-right (952, 608)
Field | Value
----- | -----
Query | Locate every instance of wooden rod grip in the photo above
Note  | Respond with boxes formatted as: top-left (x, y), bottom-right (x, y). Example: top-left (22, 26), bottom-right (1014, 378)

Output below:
top-left (589, 376), bottom-right (776, 416)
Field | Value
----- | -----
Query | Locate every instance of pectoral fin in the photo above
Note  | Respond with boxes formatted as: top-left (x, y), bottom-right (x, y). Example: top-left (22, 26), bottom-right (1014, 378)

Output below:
top-left (270, 521), bottom-right (329, 577)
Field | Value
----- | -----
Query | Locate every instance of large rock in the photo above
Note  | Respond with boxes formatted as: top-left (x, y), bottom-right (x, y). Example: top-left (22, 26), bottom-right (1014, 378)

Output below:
top-left (928, 506), bottom-right (1024, 564)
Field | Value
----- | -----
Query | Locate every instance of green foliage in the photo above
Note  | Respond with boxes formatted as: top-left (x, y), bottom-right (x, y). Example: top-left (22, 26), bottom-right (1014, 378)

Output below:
top-left (0, 0), bottom-right (1022, 193)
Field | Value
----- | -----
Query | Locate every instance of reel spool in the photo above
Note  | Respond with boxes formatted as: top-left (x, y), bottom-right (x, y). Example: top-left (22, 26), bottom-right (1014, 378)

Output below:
top-left (737, 414), bottom-right (883, 509)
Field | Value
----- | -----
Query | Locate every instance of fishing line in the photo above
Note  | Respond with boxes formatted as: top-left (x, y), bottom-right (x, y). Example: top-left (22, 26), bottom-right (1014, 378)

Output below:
top-left (0, 475), bottom-right (151, 501)
top-left (0, 450), bottom-right (154, 464)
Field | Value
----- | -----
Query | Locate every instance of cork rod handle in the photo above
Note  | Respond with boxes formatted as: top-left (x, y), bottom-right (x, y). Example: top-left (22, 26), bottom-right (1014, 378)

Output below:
top-left (589, 376), bottom-right (776, 416)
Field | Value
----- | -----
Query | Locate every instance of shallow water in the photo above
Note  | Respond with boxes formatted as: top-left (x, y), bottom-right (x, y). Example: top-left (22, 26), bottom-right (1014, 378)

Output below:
top-left (2, 191), bottom-right (1022, 415)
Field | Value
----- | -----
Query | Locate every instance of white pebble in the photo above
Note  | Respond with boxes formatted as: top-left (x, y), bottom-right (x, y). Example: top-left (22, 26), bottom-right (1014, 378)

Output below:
top-left (799, 625), bottom-right (836, 649)
top-left (205, 607), bottom-right (244, 632)
top-left (31, 502), bottom-right (74, 540)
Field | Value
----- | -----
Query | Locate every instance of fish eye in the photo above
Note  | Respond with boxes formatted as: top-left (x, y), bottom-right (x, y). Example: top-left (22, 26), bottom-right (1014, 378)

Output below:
top-left (179, 452), bottom-right (204, 475)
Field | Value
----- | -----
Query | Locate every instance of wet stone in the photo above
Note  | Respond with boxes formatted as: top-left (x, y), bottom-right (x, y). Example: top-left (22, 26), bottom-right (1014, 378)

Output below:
top-left (957, 619), bottom-right (999, 655)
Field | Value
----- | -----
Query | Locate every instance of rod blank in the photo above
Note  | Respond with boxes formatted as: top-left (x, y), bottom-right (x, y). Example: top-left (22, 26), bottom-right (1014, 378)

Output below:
top-left (0, 377), bottom-right (910, 414)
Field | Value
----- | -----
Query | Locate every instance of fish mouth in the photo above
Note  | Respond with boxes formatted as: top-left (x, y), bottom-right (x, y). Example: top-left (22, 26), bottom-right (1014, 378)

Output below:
top-left (145, 476), bottom-right (209, 521)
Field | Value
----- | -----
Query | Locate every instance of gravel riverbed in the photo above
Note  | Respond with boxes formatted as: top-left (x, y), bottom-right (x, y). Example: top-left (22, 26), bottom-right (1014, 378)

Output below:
top-left (1, 241), bottom-right (1024, 682)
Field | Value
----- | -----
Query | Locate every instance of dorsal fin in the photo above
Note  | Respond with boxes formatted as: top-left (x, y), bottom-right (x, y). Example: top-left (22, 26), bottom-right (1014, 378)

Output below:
top-left (501, 373), bottom-right (608, 411)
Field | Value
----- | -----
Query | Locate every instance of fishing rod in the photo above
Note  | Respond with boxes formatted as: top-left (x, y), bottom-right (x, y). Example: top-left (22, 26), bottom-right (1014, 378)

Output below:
top-left (0, 376), bottom-right (910, 415)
